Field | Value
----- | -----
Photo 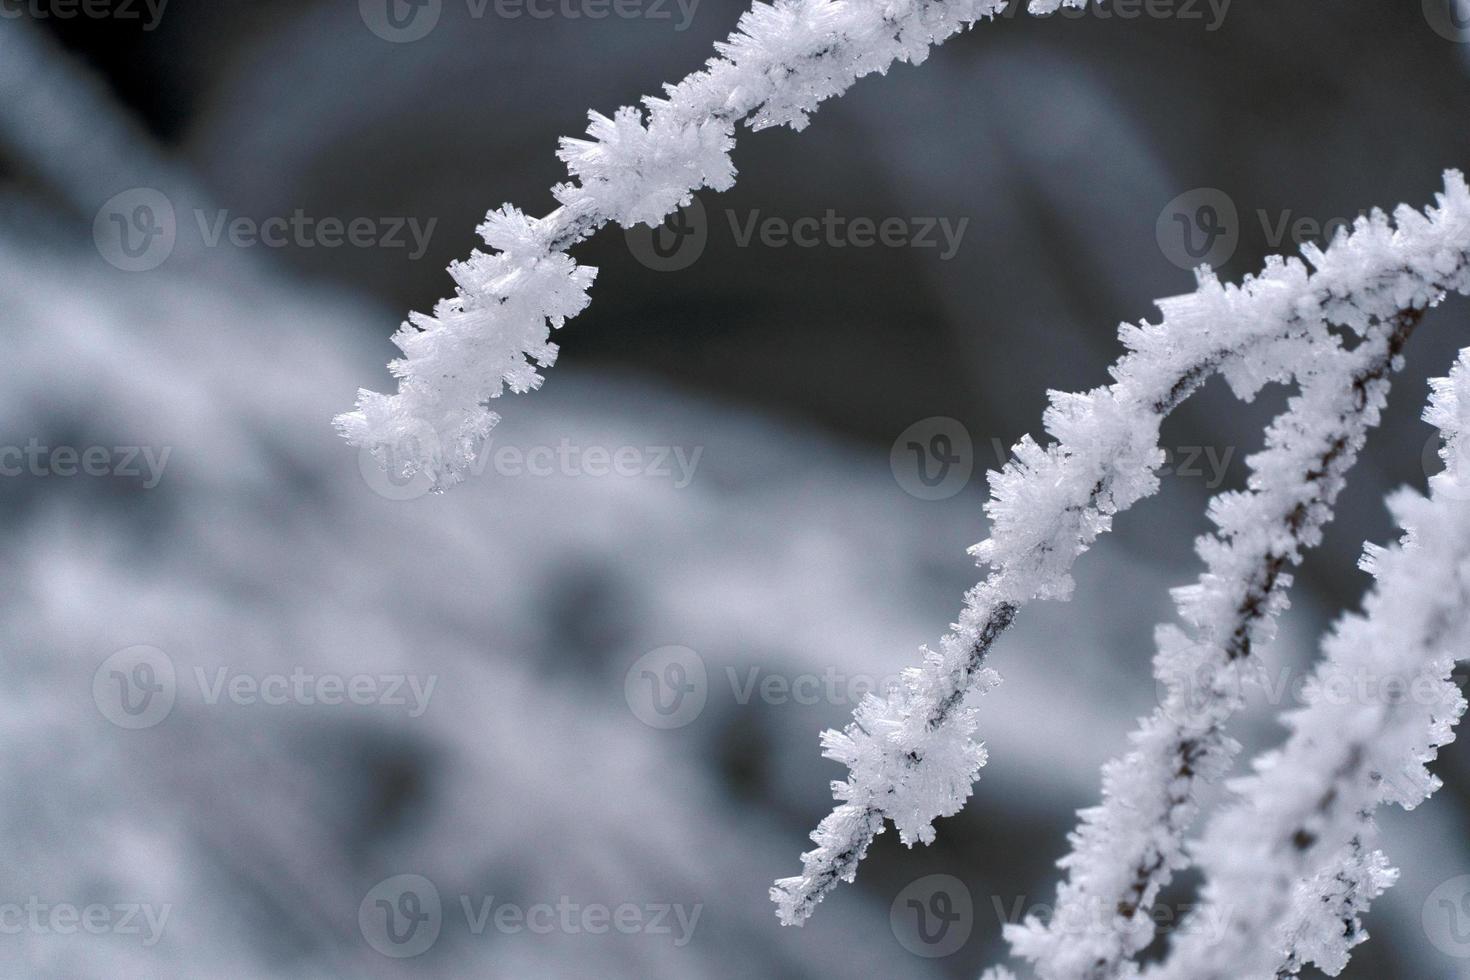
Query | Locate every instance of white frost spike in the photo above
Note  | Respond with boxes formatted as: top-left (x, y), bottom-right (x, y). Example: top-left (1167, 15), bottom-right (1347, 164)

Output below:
top-left (340, 0), bottom-right (1015, 487)
top-left (555, 108), bottom-right (736, 228)
top-left (1005, 310), bottom-right (1416, 980)
top-left (780, 173), bottom-right (1470, 931)
top-left (1146, 350), bottom-right (1470, 980)
top-left (337, 206), bottom-right (597, 489)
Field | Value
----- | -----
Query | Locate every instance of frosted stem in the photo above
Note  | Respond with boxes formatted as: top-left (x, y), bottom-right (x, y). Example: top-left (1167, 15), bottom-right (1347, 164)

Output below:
top-left (1006, 309), bottom-right (1423, 980)
top-left (1146, 349), bottom-right (1470, 980)
top-left (781, 174), bottom-right (1470, 929)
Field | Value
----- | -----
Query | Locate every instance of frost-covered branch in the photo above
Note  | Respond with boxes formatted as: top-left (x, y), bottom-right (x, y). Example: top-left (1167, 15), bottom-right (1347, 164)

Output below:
top-left (1145, 350), bottom-right (1470, 980)
top-left (1003, 309), bottom-right (1421, 980)
top-left (1267, 840), bottom-right (1398, 980)
top-left (337, 0), bottom-right (1019, 489)
top-left (775, 173), bottom-right (1470, 928)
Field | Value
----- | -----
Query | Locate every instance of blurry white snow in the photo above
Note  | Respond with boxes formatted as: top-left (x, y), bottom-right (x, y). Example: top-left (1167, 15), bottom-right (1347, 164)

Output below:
top-left (2, 192), bottom-right (1459, 976)
top-left (0, 209), bottom-right (1235, 977)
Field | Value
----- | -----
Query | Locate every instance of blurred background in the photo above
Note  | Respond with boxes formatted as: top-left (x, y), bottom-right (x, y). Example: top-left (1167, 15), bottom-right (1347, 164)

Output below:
top-left (2, 2), bottom-right (1470, 976)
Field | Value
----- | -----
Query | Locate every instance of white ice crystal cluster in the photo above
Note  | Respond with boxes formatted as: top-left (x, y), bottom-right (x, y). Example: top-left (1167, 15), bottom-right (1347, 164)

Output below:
top-left (774, 174), bottom-right (1470, 932)
top-left (338, 0), bottom-right (1012, 489)
top-left (330, 0), bottom-right (1470, 965)
top-left (337, 207), bottom-right (598, 488)
top-left (1004, 177), bottom-right (1470, 980)
top-left (1144, 351), bottom-right (1470, 980)
top-left (1004, 315), bottom-right (1417, 978)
